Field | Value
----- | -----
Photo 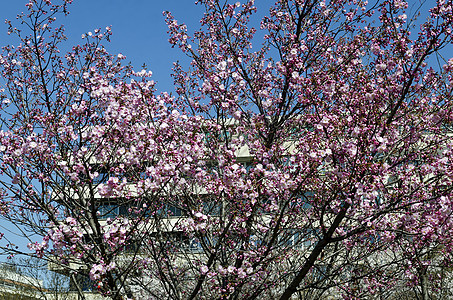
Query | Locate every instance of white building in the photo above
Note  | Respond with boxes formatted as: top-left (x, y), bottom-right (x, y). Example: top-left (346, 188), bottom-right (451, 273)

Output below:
top-left (0, 263), bottom-right (44, 299)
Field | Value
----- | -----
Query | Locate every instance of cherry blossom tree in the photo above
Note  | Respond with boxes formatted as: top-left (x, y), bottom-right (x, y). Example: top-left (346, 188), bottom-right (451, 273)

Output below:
top-left (0, 0), bottom-right (453, 299)
top-left (0, 1), bottom-right (206, 298)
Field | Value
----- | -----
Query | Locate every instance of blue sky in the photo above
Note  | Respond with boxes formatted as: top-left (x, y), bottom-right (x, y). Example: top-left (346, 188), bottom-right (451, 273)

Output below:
top-left (5, 1), bottom-right (206, 93)
top-left (0, 0), bottom-right (209, 93)
top-left (0, 0), bottom-right (289, 94)
top-left (0, 0), bottom-right (443, 93)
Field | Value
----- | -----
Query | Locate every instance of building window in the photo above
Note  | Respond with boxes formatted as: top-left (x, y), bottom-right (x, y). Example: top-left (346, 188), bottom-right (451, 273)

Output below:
top-left (97, 202), bottom-right (129, 219)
